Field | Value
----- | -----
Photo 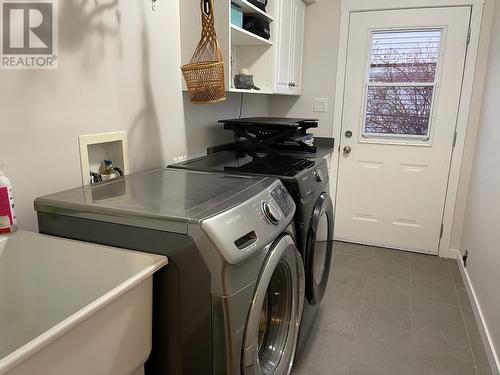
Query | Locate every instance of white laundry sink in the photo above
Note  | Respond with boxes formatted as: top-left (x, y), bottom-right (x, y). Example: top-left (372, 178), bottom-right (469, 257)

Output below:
top-left (0, 231), bottom-right (167, 375)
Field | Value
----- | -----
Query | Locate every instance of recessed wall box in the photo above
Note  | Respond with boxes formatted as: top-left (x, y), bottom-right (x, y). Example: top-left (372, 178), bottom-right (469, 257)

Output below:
top-left (78, 131), bottom-right (129, 186)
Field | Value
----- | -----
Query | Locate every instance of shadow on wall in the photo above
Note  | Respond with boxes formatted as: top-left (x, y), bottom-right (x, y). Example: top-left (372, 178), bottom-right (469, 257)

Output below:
top-left (127, 4), bottom-right (164, 170)
top-left (183, 93), bottom-right (243, 157)
top-left (59, 0), bottom-right (164, 170)
top-left (182, 92), bottom-right (273, 157)
top-left (269, 94), bottom-right (300, 115)
top-left (59, 0), bottom-right (121, 72)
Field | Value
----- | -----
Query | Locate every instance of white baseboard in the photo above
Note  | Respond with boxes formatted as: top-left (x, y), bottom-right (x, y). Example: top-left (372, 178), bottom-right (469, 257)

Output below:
top-left (454, 250), bottom-right (500, 375)
top-left (440, 247), bottom-right (459, 259)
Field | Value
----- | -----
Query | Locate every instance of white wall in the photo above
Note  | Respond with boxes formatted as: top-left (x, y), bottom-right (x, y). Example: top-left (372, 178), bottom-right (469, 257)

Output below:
top-left (0, 0), bottom-right (268, 231)
top-left (449, 0), bottom-right (496, 252)
top-left (460, 1), bottom-right (500, 367)
top-left (184, 92), bottom-right (270, 157)
top-left (269, 0), bottom-right (341, 137)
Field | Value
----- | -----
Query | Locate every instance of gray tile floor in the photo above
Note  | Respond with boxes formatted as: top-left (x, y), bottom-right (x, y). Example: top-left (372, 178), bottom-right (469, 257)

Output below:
top-left (293, 242), bottom-right (493, 375)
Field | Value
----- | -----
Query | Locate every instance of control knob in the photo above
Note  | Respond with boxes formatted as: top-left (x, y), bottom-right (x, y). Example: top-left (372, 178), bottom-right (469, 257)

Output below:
top-left (313, 169), bottom-right (324, 183)
top-left (262, 201), bottom-right (282, 225)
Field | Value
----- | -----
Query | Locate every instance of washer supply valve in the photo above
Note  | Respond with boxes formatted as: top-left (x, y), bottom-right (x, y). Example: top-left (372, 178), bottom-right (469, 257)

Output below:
top-left (100, 160), bottom-right (124, 181)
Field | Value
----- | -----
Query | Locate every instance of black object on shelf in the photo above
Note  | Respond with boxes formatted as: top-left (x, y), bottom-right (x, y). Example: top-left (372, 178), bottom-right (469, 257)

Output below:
top-left (219, 117), bottom-right (319, 154)
top-left (234, 74), bottom-right (261, 90)
top-left (247, 0), bottom-right (267, 11)
top-left (243, 15), bottom-right (271, 40)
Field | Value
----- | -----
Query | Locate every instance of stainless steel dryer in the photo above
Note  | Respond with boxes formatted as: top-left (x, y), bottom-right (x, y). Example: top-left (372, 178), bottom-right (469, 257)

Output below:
top-left (34, 168), bottom-right (304, 375)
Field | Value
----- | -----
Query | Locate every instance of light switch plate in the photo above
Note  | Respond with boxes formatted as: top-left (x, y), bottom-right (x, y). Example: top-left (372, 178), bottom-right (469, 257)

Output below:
top-left (314, 98), bottom-right (329, 113)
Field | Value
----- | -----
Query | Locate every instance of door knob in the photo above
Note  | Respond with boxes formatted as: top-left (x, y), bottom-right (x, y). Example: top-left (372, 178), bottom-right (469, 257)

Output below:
top-left (343, 146), bottom-right (352, 154)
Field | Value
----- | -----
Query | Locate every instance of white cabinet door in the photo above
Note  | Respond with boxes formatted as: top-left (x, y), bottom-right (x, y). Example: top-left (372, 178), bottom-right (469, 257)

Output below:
top-left (291, 0), bottom-right (305, 95)
top-left (275, 0), bottom-right (293, 94)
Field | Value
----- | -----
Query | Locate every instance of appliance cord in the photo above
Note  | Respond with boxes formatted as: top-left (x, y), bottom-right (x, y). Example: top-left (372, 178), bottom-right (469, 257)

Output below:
top-left (239, 93), bottom-right (244, 119)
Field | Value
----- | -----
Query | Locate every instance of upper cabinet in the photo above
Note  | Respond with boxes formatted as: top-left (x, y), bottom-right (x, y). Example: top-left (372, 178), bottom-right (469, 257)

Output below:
top-left (180, 0), bottom-right (307, 96)
top-left (291, 0), bottom-right (305, 95)
top-left (275, 0), bottom-right (305, 95)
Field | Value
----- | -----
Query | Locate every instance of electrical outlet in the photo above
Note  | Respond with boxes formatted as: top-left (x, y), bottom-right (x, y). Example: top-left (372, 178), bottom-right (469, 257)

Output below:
top-left (314, 98), bottom-right (329, 113)
top-left (173, 155), bottom-right (187, 163)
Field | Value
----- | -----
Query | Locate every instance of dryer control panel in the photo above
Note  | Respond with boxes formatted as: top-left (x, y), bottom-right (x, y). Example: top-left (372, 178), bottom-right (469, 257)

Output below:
top-left (201, 179), bottom-right (296, 265)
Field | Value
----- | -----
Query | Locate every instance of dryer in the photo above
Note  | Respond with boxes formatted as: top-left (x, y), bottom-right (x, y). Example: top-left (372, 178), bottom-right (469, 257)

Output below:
top-left (34, 168), bottom-right (304, 375)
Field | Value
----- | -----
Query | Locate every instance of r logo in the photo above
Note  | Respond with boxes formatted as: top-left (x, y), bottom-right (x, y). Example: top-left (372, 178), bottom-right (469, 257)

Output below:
top-left (2, 2), bottom-right (53, 54)
top-left (0, 1), bottom-right (58, 69)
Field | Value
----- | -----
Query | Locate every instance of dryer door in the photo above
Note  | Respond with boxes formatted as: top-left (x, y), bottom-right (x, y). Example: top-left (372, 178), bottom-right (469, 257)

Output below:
top-left (305, 193), bottom-right (334, 305)
top-left (242, 234), bottom-right (305, 375)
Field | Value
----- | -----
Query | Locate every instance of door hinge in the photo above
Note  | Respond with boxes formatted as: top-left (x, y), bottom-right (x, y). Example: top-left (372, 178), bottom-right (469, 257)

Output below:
top-left (467, 28), bottom-right (471, 44)
top-left (452, 131), bottom-right (458, 147)
top-left (439, 223), bottom-right (444, 239)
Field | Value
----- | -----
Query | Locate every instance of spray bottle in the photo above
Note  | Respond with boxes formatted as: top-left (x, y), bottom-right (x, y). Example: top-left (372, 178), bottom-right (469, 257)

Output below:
top-left (0, 162), bottom-right (17, 234)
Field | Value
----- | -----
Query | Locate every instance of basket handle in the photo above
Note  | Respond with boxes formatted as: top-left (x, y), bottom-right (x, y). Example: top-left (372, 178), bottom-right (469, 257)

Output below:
top-left (201, 0), bottom-right (213, 17)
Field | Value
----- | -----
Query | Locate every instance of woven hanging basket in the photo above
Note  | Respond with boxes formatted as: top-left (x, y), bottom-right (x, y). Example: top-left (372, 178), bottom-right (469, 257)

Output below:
top-left (181, 0), bottom-right (226, 104)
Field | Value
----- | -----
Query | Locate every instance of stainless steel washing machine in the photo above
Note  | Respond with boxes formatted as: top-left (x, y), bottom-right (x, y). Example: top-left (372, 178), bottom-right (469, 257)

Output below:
top-left (169, 152), bottom-right (334, 307)
top-left (34, 168), bottom-right (304, 375)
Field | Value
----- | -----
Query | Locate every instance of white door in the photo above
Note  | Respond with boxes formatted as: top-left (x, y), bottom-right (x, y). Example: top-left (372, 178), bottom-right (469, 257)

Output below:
top-left (335, 7), bottom-right (471, 254)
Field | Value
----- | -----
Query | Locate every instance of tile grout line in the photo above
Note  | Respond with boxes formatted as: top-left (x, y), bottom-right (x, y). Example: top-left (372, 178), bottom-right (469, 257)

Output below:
top-left (451, 260), bottom-right (480, 375)
top-left (294, 253), bottom-right (340, 373)
top-left (308, 252), bottom-right (338, 331)
top-left (345, 248), bottom-right (375, 370)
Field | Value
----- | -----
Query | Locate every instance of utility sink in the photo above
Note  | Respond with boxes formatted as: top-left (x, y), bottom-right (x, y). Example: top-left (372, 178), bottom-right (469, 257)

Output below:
top-left (0, 231), bottom-right (167, 375)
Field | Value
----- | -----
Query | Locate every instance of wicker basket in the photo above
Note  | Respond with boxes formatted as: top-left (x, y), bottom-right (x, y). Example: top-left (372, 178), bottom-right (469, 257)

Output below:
top-left (181, 0), bottom-right (226, 104)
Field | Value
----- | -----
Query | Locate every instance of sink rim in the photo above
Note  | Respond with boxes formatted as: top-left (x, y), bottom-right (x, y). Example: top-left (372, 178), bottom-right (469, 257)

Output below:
top-left (0, 231), bottom-right (167, 374)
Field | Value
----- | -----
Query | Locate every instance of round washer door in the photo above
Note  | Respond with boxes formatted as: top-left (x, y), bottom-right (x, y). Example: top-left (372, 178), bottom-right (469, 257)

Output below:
top-left (242, 235), bottom-right (305, 375)
top-left (305, 193), bottom-right (334, 305)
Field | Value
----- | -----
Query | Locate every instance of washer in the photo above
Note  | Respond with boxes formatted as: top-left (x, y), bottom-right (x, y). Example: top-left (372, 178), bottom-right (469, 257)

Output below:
top-left (169, 151), bottom-right (334, 307)
top-left (34, 168), bottom-right (304, 375)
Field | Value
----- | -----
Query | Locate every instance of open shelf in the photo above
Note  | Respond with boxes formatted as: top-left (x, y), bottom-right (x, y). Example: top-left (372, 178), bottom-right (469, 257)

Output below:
top-left (231, 25), bottom-right (273, 46)
top-left (231, 0), bottom-right (274, 22)
top-left (230, 88), bottom-right (274, 95)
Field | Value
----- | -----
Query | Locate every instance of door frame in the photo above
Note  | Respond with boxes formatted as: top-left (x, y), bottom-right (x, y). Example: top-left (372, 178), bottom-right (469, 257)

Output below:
top-left (330, 0), bottom-right (490, 258)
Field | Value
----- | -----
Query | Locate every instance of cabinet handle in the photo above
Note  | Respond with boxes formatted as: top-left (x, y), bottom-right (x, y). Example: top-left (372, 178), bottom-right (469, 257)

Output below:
top-left (289, 82), bottom-right (296, 87)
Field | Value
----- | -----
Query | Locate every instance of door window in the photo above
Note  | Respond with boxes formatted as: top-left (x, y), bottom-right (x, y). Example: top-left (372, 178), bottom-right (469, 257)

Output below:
top-left (363, 30), bottom-right (442, 140)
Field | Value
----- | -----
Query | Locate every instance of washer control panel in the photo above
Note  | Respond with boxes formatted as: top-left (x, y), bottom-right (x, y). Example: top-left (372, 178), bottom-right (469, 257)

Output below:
top-left (270, 184), bottom-right (294, 217)
top-left (201, 179), bottom-right (296, 265)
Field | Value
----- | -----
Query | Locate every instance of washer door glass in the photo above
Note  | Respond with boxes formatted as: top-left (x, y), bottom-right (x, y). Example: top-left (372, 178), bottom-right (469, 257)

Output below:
top-left (242, 235), bottom-right (304, 375)
top-left (306, 193), bottom-right (334, 305)
top-left (258, 260), bottom-right (292, 372)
